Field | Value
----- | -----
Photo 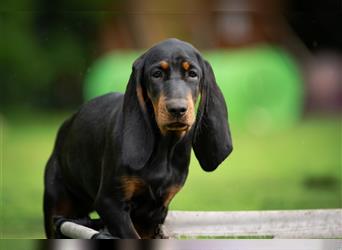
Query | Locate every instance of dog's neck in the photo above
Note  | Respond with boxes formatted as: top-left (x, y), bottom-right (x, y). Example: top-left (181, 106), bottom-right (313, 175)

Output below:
top-left (150, 130), bottom-right (192, 169)
top-left (141, 130), bottom-right (191, 188)
top-left (157, 125), bottom-right (193, 150)
top-left (144, 110), bottom-right (193, 170)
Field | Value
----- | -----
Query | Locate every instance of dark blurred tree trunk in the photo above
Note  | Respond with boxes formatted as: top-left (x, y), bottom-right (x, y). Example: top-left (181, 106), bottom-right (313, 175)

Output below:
top-left (96, 0), bottom-right (216, 51)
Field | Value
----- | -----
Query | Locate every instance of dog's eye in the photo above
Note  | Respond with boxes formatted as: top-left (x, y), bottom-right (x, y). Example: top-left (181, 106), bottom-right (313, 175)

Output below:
top-left (152, 70), bottom-right (163, 78)
top-left (188, 70), bottom-right (198, 78)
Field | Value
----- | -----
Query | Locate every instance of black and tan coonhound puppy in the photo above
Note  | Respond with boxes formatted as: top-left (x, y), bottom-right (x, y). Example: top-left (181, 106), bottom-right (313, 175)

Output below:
top-left (43, 38), bottom-right (233, 239)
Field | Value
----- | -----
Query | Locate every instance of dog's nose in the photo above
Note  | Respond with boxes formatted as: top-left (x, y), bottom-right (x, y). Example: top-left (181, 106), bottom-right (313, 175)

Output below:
top-left (166, 99), bottom-right (188, 117)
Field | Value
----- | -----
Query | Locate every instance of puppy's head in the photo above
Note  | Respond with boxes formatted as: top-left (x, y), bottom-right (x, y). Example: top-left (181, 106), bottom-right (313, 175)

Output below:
top-left (140, 39), bottom-right (202, 136)
top-left (123, 38), bottom-right (232, 171)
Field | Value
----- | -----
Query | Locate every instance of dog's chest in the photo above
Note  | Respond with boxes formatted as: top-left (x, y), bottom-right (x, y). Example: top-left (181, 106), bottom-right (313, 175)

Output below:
top-left (120, 141), bottom-right (190, 207)
top-left (120, 175), bottom-right (182, 207)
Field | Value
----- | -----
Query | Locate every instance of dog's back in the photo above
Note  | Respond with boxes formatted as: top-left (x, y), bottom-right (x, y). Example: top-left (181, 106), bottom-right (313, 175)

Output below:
top-left (43, 92), bottom-right (123, 237)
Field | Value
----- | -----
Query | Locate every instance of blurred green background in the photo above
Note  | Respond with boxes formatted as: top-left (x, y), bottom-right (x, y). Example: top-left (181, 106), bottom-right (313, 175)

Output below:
top-left (2, 112), bottom-right (341, 238)
top-left (1, 0), bottom-right (341, 240)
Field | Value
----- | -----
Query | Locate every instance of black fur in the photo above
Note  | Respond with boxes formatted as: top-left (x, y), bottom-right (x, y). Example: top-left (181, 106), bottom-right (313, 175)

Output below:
top-left (43, 38), bottom-right (233, 239)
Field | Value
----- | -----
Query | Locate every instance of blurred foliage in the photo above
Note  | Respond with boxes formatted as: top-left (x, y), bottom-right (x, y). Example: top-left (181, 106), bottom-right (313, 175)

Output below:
top-left (1, 112), bottom-right (341, 238)
top-left (0, 240), bottom-right (37, 249)
top-left (0, 0), bottom-right (118, 111)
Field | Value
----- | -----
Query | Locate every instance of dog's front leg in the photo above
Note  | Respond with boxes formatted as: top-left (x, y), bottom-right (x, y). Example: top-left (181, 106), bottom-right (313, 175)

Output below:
top-left (95, 196), bottom-right (140, 239)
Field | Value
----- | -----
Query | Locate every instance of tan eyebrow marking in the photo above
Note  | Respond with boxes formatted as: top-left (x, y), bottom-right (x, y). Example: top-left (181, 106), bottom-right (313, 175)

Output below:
top-left (160, 60), bottom-right (169, 70)
top-left (182, 61), bottom-right (190, 71)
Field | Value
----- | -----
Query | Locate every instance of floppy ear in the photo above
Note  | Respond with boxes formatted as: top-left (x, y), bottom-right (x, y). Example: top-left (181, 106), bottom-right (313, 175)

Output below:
top-left (192, 60), bottom-right (233, 172)
top-left (121, 55), bottom-right (154, 170)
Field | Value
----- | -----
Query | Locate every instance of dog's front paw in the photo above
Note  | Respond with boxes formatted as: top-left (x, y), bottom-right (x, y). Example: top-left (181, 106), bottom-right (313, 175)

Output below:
top-left (153, 224), bottom-right (169, 239)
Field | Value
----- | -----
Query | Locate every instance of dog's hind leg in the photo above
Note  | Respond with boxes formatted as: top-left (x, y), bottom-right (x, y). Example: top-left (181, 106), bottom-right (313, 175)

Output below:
top-left (43, 155), bottom-right (90, 238)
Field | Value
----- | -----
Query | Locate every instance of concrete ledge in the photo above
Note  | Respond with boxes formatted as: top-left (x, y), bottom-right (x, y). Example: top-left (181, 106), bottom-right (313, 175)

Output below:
top-left (164, 209), bottom-right (342, 238)
top-left (57, 209), bottom-right (342, 239)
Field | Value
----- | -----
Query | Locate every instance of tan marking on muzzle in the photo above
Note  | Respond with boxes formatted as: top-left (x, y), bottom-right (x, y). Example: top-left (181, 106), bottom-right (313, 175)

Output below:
top-left (153, 94), bottom-right (170, 135)
top-left (151, 92), bottom-right (196, 136)
top-left (185, 93), bottom-right (196, 127)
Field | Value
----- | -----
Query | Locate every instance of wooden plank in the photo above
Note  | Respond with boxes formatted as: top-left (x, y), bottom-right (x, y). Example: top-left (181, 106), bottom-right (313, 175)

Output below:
top-left (164, 209), bottom-right (342, 238)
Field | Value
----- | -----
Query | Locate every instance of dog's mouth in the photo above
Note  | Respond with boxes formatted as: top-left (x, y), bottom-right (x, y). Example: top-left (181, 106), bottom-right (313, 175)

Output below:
top-left (165, 122), bottom-right (189, 131)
